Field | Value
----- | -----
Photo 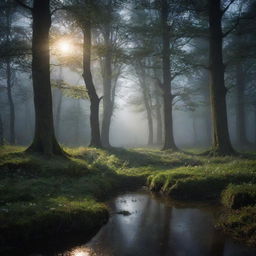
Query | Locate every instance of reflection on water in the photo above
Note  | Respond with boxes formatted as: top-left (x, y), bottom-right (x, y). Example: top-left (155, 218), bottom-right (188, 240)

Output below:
top-left (63, 191), bottom-right (256, 256)
top-left (58, 247), bottom-right (94, 256)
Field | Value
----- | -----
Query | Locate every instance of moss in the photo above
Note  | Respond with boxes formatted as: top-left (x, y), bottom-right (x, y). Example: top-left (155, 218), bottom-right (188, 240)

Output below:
top-left (217, 207), bottom-right (256, 246)
top-left (166, 176), bottom-right (227, 200)
top-left (1, 145), bottom-right (256, 251)
top-left (148, 160), bottom-right (256, 200)
top-left (0, 146), bottom-right (140, 253)
top-left (221, 184), bottom-right (256, 209)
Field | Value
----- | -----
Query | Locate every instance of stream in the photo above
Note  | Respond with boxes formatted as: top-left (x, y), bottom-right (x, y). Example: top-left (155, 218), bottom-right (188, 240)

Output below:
top-left (58, 190), bottom-right (256, 256)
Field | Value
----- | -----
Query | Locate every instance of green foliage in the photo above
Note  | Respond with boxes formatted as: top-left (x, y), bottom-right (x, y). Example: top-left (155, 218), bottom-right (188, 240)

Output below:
top-left (51, 80), bottom-right (88, 99)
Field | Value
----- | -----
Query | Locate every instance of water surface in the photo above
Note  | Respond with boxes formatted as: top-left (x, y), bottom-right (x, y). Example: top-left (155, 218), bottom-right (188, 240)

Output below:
top-left (61, 191), bottom-right (256, 256)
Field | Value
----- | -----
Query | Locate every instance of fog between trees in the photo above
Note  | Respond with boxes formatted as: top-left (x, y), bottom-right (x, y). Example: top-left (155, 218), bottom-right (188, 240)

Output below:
top-left (0, 0), bottom-right (256, 155)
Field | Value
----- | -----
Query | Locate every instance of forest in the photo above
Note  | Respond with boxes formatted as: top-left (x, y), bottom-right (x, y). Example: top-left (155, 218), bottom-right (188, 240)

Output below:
top-left (0, 0), bottom-right (256, 255)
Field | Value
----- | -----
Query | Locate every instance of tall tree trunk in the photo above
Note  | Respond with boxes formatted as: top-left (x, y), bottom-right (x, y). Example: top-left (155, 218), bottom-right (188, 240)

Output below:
top-left (142, 87), bottom-right (154, 146)
top-left (0, 114), bottom-right (3, 145)
top-left (27, 0), bottom-right (63, 155)
top-left (235, 63), bottom-right (249, 146)
top-left (6, 59), bottom-right (15, 144)
top-left (138, 63), bottom-right (154, 146)
top-left (160, 0), bottom-right (177, 150)
top-left (101, 14), bottom-right (113, 148)
top-left (155, 95), bottom-right (163, 145)
top-left (208, 0), bottom-right (234, 155)
top-left (82, 20), bottom-right (102, 148)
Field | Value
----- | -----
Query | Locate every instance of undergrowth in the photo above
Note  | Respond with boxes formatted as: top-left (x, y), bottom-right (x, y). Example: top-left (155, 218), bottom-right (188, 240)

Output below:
top-left (1, 145), bottom-right (256, 251)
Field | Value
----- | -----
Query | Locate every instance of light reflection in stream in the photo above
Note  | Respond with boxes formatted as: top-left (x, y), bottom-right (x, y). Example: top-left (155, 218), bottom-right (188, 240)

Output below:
top-left (62, 191), bottom-right (256, 256)
top-left (59, 247), bottom-right (94, 256)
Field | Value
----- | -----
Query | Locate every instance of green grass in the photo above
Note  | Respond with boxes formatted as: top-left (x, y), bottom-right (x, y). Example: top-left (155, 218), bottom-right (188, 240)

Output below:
top-left (147, 159), bottom-right (256, 200)
top-left (0, 146), bottom-right (142, 254)
top-left (1, 145), bottom-right (256, 252)
top-left (217, 207), bottom-right (256, 246)
top-left (221, 184), bottom-right (256, 209)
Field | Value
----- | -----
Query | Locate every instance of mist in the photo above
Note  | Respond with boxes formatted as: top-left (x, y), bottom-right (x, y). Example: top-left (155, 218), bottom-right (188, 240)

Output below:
top-left (1, 1), bottom-right (256, 255)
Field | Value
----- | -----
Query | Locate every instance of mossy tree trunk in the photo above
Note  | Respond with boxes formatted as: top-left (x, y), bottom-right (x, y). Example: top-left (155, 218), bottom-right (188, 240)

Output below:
top-left (160, 0), bottom-right (177, 151)
top-left (208, 0), bottom-right (235, 155)
top-left (82, 21), bottom-right (102, 148)
top-left (27, 0), bottom-right (64, 156)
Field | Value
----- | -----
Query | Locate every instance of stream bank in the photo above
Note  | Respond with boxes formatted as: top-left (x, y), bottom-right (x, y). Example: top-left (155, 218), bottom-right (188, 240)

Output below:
top-left (59, 191), bottom-right (256, 256)
top-left (1, 146), bottom-right (256, 254)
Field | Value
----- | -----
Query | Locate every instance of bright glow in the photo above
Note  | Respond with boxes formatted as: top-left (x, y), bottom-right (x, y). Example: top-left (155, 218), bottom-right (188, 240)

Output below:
top-left (74, 251), bottom-right (89, 256)
top-left (68, 247), bottom-right (91, 256)
top-left (58, 40), bottom-right (72, 54)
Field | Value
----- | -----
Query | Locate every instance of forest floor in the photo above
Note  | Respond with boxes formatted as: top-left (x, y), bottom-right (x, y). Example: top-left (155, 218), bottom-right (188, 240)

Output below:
top-left (1, 145), bottom-right (256, 254)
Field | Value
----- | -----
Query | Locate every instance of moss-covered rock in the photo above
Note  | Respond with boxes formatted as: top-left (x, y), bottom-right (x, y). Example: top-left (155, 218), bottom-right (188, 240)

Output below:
top-left (217, 207), bottom-right (256, 246)
top-left (221, 184), bottom-right (256, 209)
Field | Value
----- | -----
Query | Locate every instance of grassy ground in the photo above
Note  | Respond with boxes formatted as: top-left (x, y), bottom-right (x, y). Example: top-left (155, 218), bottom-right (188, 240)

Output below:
top-left (1, 146), bottom-right (256, 253)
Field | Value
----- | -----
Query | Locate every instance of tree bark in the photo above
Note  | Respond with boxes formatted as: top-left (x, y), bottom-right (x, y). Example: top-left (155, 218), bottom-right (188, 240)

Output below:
top-left (160, 0), bottom-right (177, 151)
top-left (208, 0), bottom-right (234, 155)
top-left (82, 20), bottom-right (102, 148)
top-left (27, 0), bottom-right (64, 155)
top-left (235, 63), bottom-right (249, 146)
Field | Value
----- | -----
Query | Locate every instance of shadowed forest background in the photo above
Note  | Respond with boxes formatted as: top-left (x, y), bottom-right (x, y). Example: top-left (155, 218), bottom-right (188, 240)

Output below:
top-left (1, 0), bottom-right (256, 255)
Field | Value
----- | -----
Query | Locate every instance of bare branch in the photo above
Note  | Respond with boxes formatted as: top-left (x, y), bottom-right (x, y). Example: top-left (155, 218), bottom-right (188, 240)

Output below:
top-left (222, 18), bottom-right (240, 37)
top-left (221, 0), bottom-right (236, 16)
top-left (15, 0), bottom-right (32, 11)
top-left (99, 96), bottom-right (104, 102)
